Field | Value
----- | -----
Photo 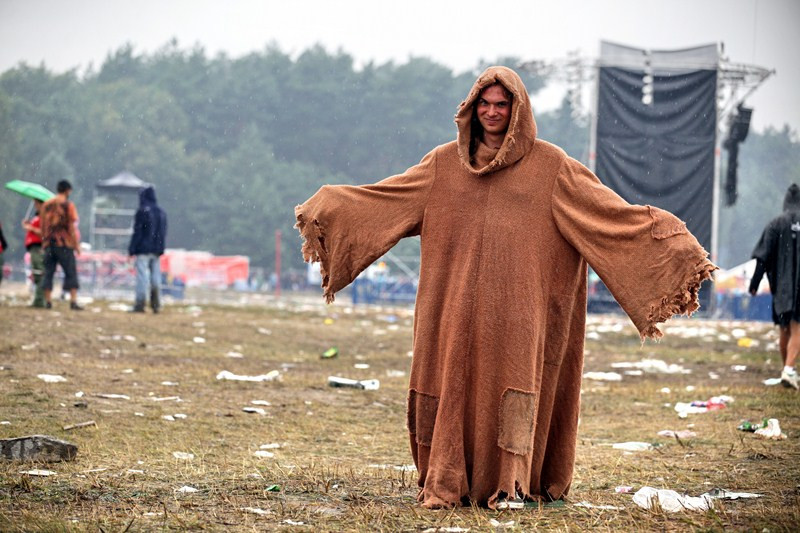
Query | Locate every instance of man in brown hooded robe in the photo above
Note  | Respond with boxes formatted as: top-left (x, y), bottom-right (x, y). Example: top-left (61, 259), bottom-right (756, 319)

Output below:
top-left (295, 66), bottom-right (715, 509)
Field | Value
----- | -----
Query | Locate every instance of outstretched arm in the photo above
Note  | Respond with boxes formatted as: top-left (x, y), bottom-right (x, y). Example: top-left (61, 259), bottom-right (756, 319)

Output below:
top-left (552, 157), bottom-right (716, 339)
top-left (296, 149), bottom-right (438, 303)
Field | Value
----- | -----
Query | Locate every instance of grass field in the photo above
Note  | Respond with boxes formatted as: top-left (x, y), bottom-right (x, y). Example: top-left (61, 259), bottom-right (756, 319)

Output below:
top-left (1, 283), bottom-right (799, 532)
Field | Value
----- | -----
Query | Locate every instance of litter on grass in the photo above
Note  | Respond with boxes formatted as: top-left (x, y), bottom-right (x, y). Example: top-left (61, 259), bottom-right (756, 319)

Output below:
top-left (737, 419), bottom-right (769, 432)
top-left (226, 351), bottom-right (244, 358)
top-left (574, 501), bottom-right (624, 510)
top-left (217, 370), bottom-right (280, 382)
top-left (633, 487), bottom-right (712, 512)
top-left (37, 374), bottom-right (67, 383)
top-left (489, 519), bottom-right (514, 527)
top-left (176, 486), bottom-right (199, 493)
top-left (612, 442), bottom-right (654, 451)
top-left (674, 395), bottom-right (733, 416)
top-left (704, 488), bottom-right (762, 500)
top-left (328, 376), bottom-right (380, 390)
top-left (763, 377), bottom-right (782, 386)
top-left (94, 393), bottom-right (130, 400)
top-left (259, 443), bottom-right (280, 449)
top-left (150, 396), bottom-right (182, 402)
top-left (251, 400), bottom-right (271, 406)
top-left (242, 507), bottom-right (272, 516)
top-left (583, 371), bottom-right (622, 382)
top-left (63, 421), bottom-right (97, 431)
top-left (172, 452), bottom-right (194, 460)
top-left (611, 359), bottom-right (690, 374)
top-left (19, 469), bottom-right (56, 476)
top-left (367, 464), bottom-right (416, 471)
top-left (615, 486), bottom-right (634, 493)
top-left (193, 337), bottom-right (206, 344)
top-left (243, 407), bottom-right (267, 415)
top-left (321, 347), bottom-right (339, 359)
top-left (754, 419), bottom-right (787, 440)
top-left (658, 430), bottom-right (697, 439)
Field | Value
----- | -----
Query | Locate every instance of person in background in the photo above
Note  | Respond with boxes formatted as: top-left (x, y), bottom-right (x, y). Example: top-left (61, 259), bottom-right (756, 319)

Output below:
top-left (22, 199), bottom-right (45, 307)
top-left (128, 185), bottom-right (167, 313)
top-left (40, 179), bottom-right (82, 310)
top-left (749, 183), bottom-right (800, 390)
top-left (0, 221), bottom-right (8, 287)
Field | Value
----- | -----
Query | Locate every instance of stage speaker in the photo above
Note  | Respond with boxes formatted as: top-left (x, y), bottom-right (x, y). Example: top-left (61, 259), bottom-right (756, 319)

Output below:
top-left (728, 105), bottom-right (752, 143)
top-left (723, 105), bottom-right (753, 206)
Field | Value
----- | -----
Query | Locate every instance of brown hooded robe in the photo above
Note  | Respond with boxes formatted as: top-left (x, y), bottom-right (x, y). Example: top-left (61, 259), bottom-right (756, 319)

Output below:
top-left (295, 66), bottom-right (716, 508)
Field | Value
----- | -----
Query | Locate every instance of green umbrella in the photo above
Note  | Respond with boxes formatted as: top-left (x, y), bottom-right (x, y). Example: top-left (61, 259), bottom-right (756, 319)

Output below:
top-left (4, 179), bottom-right (55, 202)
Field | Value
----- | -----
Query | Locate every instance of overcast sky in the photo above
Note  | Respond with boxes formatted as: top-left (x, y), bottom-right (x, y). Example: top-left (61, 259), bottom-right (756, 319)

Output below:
top-left (0, 0), bottom-right (797, 133)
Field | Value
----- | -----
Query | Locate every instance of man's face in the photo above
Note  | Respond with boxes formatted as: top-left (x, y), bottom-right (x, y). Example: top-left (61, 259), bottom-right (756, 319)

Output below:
top-left (476, 84), bottom-right (512, 136)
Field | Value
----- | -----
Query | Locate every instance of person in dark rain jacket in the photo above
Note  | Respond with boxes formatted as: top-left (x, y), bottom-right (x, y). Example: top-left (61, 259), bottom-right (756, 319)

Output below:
top-left (750, 183), bottom-right (800, 389)
top-left (128, 186), bottom-right (167, 313)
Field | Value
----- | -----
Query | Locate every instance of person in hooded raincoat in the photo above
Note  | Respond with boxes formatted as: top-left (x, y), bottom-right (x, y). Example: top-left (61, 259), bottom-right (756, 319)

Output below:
top-left (128, 186), bottom-right (167, 313)
top-left (749, 183), bottom-right (800, 389)
top-left (295, 66), bottom-right (716, 508)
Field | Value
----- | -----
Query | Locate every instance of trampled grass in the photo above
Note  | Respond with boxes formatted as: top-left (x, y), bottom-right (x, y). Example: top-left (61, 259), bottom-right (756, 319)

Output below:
top-left (1, 285), bottom-right (798, 531)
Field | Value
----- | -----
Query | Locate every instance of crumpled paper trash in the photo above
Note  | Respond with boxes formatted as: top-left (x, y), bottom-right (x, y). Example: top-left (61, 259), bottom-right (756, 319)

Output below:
top-left (633, 487), bottom-right (713, 512)
top-left (216, 370), bottom-right (280, 382)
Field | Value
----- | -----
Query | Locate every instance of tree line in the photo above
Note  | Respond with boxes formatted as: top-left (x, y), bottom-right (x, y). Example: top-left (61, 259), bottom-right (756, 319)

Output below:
top-left (0, 40), bottom-right (796, 272)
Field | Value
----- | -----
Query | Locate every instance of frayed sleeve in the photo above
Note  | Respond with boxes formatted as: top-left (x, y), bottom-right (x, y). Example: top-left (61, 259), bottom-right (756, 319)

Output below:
top-left (551, 157), bottom-right (717, 340)
top-left (295, 149), bottom-right (437, 303)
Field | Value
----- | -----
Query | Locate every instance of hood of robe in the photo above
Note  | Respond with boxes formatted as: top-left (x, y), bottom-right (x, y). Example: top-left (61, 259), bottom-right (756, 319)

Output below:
top-left (455, 66), bottom-right (538, 176)
top-left (139, 186), bottom-right (158, 207)
top-left (783, 183), bottom-right (800, 212)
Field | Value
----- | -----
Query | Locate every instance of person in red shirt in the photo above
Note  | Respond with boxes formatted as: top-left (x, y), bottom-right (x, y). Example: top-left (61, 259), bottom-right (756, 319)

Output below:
top-left (40, 180), bottom-right (82, 310)
top-left (22, 199), bottom-right (45, 307)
